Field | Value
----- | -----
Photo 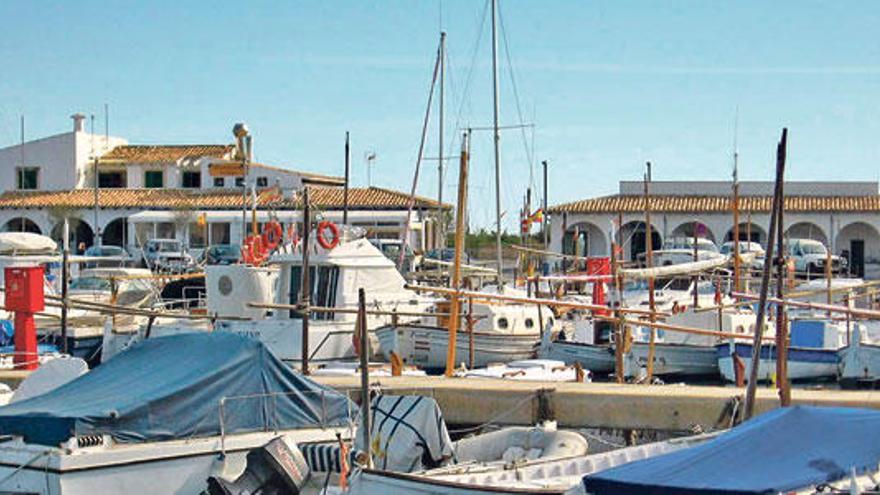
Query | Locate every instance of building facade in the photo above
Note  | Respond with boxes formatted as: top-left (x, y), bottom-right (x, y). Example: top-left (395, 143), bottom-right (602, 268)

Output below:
top-left (548, 181), bottom-right (880, 277)
top-left (0, 114), bottom-right (448, 256)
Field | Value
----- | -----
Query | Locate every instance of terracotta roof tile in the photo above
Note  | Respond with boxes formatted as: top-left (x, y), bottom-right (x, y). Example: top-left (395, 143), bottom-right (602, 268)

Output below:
top-left (101, 145), bottom-right (233, 163)
top-left (0, 187), bottom-right (451, 211)
top-left (548, 194), bottom-right (880, 214)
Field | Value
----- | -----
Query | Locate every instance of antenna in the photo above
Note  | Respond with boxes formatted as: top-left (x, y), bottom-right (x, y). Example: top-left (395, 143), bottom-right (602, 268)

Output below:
top-left (104, 103), bottom-right (109, 146)
top-left (732, 107), bottom-right (739, 183)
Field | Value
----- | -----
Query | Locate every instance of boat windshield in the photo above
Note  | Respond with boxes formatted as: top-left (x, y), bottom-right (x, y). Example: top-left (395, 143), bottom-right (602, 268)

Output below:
top-left (70, 277), bottom-right (112, 291)
top-left (150, 241), bottom-right (180, 252)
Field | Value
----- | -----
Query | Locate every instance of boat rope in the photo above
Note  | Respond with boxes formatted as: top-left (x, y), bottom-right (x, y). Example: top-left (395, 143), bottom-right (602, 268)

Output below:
top-left (0, 449), bottom-right (51, 488)
top-left (445, 391), bottom-right (544, 435)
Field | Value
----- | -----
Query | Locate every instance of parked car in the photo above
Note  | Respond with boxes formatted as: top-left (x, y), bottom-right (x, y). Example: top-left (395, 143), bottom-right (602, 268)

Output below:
top-left (424, 247), bottom-right (472, 266)
top-left (784, 238), bottom-right (847, 277)
top-left (369, 239), bottom-right (420, 273)
top-left (651, 237), bottom-right (725, 266)
top-left (142, 239), bottom-right (196, 273)
top-left (82, 245), bottom-right (133, 268)
top-left (719, 241), bottom-right (766, 270)
top-left (201, 244), bottom-right (242, 265)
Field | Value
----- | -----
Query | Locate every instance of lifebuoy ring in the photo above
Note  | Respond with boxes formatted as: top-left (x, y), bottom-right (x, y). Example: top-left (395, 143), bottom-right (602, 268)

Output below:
top-left (316, 221), bottom-right (340, 250)
top-left (261, 221), bottom-right (283, 251)
top-left (241, 234), bottom-right (267, 265)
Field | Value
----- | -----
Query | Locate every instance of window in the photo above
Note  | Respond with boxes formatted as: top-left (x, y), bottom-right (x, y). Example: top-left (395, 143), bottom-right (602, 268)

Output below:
top-left (525, 318), bottom-right (535, 329)
top-left (135, 223), bottom-right (154, 242)
top-left (235, 177), bottom-right (245, 187)
top-left (189, 222), bottom-right (206, 248)
top-left (256, 176), bottom-right (268, 187)
top-left (288, 265), bottom-right (340, 320)
top-left (213, 177), bottom-right (225, 188)
top-left (497, 317), bottom-right (509, 330)
top-left (98, 171), bottom-right (125, 188)
top-left (182, 171), bottom-right (201, 188)
top-left (16, 167), bottom-right (38, 190)
top-left (210, 222), bottom-right (231, 244)
top-left (144, 170), bottom-right (163, 188)
top-left (156, 222), bottom-right (175, 239)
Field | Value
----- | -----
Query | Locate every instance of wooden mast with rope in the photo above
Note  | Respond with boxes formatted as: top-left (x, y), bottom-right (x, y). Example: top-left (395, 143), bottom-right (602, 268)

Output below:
top-left (644, 165), bottom-right (657, 380)
top-left (444, 132), bottom-right (470, 377)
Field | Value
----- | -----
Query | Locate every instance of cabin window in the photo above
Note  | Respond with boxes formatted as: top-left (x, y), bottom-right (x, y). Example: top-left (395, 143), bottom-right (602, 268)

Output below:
top-left (210, 222), bottom-right (231, 244)
top-left (525, 318), bottom-right (535, 329)
top-left (235, 177), bottom-right (245, 187)
top-left (288, 265), bottom-right (340, 320)
top-left (257, 176), bottom-right (268, 187)
top-left (182, 171), bottom-right (201, 188)
top-left (16, 167), bottom-right (39, 190)
top-left (144, 170), bottom-right (164, 188)
top-left (497, 317), bottom-right (509, 330)
top-left (156, 222), bottom-right (175, 239)
top-left (213, 177), bottom-right (225, 188)
top-left (189, 222), bottom-right (206, 248)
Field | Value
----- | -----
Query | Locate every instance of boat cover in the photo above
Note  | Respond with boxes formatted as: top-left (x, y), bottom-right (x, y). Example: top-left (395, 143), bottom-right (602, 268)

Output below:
top-left (583, 406), bottom-right (880, 494)
top-left (0, 333), bottom-right (353, 446)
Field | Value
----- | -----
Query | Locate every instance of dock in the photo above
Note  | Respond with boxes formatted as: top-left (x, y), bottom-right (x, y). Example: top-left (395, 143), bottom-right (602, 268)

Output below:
top-left (313, 375), bottom-right (880, 431)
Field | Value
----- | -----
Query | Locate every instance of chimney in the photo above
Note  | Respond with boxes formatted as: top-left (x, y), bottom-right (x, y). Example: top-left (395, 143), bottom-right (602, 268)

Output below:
top-left (71, 113), bottom-right (86, 133)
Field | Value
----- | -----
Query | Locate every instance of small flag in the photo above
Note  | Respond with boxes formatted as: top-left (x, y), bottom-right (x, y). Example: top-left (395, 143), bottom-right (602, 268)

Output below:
top-left (196, 213), bottom-right (207, 226)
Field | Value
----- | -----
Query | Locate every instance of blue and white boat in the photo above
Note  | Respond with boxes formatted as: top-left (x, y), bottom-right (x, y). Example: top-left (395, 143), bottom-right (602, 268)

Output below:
top-left (582, 406), bottom-right (880, 494)
top-left (0, 333), bottom-right (353, 494)
top-left (717, 317), bottom-right (847, 382)
top-left (838, 323), bottom-right (880, 389)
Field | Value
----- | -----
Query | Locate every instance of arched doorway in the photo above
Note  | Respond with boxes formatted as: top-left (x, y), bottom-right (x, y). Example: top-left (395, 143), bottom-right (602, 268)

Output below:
top-left (102, 217), bottom-right (128, 247)
top-left (785, 222), bottom-right (827, 245)
top-left (724, 222), bottom-right (767, 246)
top-left (51, 219), bottom-right (94, 254)
top-left (562, 222), bottom-right (608, 258)
top-left (836, 222), bottom-right (880, 278)
top-left (2, 217), bottom-right (41, 234)
top-left (619, 221), bottom-right (662, 262)
top-left (671, 221), bottom-right (716, 243)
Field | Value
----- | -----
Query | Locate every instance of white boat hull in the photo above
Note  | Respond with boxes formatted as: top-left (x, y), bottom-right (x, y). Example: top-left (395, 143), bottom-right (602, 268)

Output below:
top-left (838, 340), bottom-right (880, 389)
top-left (0, 429), bottom-right (342, 495)
top-left (540, 341), bottom-right (616, 374)
top-left (716, 341), bottom-right (839, 382)
top-left (626, 342), bottom-right (719, 378)
top-left (375, 324), bottom-right (539, 370)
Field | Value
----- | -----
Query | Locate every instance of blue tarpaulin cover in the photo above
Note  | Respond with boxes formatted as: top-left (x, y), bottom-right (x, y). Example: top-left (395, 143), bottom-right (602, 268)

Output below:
top-left (0, 333), bottom-right (352, 446)
top-left (583, 406), bottom-right (880, 494)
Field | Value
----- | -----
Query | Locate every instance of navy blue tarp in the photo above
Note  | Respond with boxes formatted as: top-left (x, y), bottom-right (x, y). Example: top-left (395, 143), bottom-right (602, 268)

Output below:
top-left (583, 406), bottom-right (880, 494)
top-left (0, 333), bottom-right (352, 446)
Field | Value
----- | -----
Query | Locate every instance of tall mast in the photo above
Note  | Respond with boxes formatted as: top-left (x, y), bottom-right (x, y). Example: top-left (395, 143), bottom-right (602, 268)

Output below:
top-left (491, 0), bottom-right (504, 283)
top-left (437, 31), bottom-right (446, 248)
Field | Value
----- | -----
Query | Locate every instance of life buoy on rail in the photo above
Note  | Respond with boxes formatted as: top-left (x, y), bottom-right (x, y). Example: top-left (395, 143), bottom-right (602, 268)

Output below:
top-left (241, 234), bottom-right (267, 265)
top-left (261, 221), bottom-right (283, 251)
top-left (316, 221), bottom-right (340, 250)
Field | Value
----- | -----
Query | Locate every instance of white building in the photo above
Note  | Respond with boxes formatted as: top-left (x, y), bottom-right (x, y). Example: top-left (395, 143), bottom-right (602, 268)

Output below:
top-left (548, 180), bottom-right (880, 278)
top-left (0, 114), bottom-right (448, 256)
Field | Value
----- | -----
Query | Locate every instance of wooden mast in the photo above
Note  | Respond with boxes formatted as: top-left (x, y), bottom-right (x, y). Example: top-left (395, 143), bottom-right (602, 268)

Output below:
top-left (445, 133), bottom-right (470, 377)
top-left (644, 166), bottom-right (657, 380)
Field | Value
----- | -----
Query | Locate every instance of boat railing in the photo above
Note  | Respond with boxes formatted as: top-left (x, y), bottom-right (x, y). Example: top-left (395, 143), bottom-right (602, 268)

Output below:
top-left (217, 389), bottom-right (352, 455)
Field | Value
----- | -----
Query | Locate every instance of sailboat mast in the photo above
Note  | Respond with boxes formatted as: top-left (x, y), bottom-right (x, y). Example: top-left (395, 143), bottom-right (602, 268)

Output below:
top-left (437, 31), bottom-right (446, 248)
top-left (491, 0), bottom-right (504, 283)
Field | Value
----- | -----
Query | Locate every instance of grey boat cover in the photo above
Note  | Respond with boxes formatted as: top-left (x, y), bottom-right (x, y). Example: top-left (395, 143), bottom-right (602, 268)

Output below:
top-left (0, 333), bottom-right (352, 446)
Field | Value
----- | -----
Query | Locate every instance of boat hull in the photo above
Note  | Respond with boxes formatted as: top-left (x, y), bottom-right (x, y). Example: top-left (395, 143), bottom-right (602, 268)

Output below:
top-left (375, 324), bottom-right (539, 371)
top-left (839, 340), bottom-right (880, 389)
top-left (626, 342), bottom-right (719, 378)
top-left (716, 341), bottom-right (839, 382)
top-left (539, 341), bottom-right (616, 374)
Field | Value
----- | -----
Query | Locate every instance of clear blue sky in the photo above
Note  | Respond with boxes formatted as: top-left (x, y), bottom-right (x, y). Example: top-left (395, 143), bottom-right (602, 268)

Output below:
top-left (2, 1), bottom-right (879, 230)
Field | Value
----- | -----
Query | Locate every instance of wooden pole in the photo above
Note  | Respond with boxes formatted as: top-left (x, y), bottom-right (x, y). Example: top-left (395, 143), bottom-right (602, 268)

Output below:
top-left (825, 248), bottom-right (833, 316)
top-left (445, 133), bottom-right (469, 377)
top-left (644, 168), bottom-right (657, 380)
top-left (612, 227), bottom-right (624, 383)
top-left (357, 288), bottom-right (371, 468)
top-left (60, 218), bottom-right (69, 353)
top-left (543, 160), bottom-right (549, 250)
top-left (775, 135), bottom-right (790, 406)
top-left (343, 131), bottom-right (350, 225)
top-left (300, 186), bottom-right (312, 375)
top-left (744, 128), bottom-right (787, 419)
top-left (467, 297), bottom-right (475, 369)
top-left (733, 164), bottom-right (741, 293)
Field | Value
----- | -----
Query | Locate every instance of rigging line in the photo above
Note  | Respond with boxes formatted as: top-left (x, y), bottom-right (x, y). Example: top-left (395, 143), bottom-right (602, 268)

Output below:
top-left (497, 3), bottom-right (535, 183)
top-left (399, 39), bottom-right (443, 268)
top-left (452, 0), bottom-right (490, 139)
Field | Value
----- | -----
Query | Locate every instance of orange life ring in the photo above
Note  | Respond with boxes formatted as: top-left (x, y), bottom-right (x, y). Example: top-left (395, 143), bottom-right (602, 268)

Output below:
top-left (261, 221), bottom-right (283, 250)
top-left (242, 234), bottom-right (267, 265)
top-left (316, 221), bottom-right (340, 250)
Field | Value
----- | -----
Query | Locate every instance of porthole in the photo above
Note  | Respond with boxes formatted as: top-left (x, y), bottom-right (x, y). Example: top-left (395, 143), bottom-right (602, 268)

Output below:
top-left (497, 317), bottom-right (509, 330)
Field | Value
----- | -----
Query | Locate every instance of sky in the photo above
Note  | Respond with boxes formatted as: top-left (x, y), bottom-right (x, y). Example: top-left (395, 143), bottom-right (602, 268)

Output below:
top-left (1, 1), bottom-right (879, 231)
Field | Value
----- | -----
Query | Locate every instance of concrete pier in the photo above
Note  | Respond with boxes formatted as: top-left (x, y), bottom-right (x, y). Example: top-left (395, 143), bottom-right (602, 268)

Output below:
top-left (313, 375), bottom-right (880, 431)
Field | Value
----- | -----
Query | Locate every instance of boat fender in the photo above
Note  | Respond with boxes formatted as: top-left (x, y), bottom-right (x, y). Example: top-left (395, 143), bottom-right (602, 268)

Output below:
top-left (261, 221), bottom-right (283, 251)
top-left (316, 221), bottom-right (340, 250)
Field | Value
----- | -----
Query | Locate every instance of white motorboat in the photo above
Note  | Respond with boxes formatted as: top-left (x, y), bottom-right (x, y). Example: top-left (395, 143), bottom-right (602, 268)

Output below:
top-left (717, 316), bottom-right (847, 383)
top-left (0, 333), bottom-right (353, 494)
top-left (458, 359), bottom-right (591, 382)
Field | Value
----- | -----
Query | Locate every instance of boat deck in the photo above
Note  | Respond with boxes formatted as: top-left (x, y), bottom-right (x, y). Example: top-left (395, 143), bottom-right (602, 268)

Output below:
top-left (312, 375), bottom-right (880, 431)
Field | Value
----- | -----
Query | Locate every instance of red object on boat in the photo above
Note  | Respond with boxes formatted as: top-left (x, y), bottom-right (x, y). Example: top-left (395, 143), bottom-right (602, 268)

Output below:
top-left (587, 257), bottom-right (611, 317)
top-left (4, 266), bottom-right (44, 370)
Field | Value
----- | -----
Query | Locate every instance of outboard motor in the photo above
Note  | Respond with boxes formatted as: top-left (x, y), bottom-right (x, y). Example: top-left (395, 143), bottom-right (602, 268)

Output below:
top-left (207, 437), bottom-right (310, 495)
